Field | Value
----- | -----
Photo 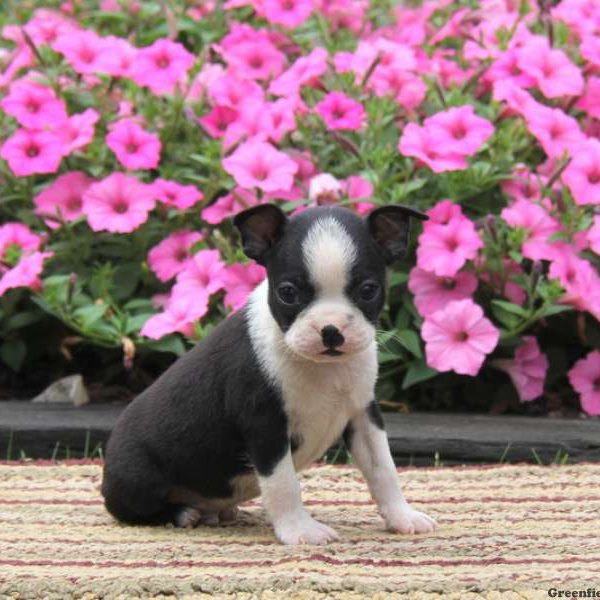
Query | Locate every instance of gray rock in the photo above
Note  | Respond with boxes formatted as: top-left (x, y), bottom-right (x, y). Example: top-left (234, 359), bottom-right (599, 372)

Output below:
top-left (31, 375), bottom-right (89, 407)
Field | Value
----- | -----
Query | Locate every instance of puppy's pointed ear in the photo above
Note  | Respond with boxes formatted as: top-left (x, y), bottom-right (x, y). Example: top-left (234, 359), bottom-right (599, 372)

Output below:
top-left (367, 205), bottom-right (428, 265)
top-left (233, 204), bottom-right (287, 265)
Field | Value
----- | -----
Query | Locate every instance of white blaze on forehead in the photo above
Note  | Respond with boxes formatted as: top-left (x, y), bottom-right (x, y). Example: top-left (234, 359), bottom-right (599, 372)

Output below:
top-left (302, 217), bottom-right (357, 296)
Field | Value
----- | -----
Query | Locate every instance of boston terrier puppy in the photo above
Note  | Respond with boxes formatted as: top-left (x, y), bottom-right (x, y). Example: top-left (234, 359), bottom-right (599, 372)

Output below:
top-left (102, 203), bottom-right (436, 544)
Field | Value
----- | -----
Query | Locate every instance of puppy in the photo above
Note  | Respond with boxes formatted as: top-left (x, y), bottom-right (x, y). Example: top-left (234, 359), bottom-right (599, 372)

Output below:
top-left (101, 204), bottom-right (436, 544)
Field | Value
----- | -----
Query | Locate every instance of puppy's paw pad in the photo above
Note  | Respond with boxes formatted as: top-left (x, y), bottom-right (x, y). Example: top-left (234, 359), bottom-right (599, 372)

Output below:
top-left (386, 507), bottom-right (437, 535)
top-left (175, 507), bottom-right (202, 529)
top-left (276, 516), bottom-right (339, 545)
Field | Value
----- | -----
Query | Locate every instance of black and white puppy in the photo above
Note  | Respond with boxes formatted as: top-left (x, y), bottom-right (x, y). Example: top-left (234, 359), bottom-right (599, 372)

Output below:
top-left (102, 204), bottom-right (436, 544)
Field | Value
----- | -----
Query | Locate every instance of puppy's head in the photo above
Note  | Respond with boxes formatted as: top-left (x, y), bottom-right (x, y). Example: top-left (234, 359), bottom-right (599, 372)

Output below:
top-left (234, 204), bottom-right (427, 363)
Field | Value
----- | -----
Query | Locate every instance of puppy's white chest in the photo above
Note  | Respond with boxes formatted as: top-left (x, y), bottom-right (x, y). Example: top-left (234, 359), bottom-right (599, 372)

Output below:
top-left (282, 351), bottom-right (377, 470)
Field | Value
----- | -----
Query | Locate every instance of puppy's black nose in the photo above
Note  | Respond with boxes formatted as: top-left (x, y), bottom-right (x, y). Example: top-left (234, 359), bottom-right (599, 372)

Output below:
top-left (321, 324), bottom-right (345, 348)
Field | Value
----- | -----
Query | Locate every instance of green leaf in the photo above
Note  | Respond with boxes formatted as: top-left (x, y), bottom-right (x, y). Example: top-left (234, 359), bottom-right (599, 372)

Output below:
top-left (402, 359), bottom-right (438, 389)
top-left (73, 304), bottom-right (108, 328)
top-left (491, 300), bottom-right (529, 317)
top-left (141, 335), bottom-right (187, 356)
top-left (541, 304), bottom-right (573, 318)
top-left (125, 313), bottom-right (154, 334)
top-left (0, 340), bottom-right (26, 372)
top-left (2, 311), bottom-right (43, 333)
top-left (395, 329), bottom-right (422, 358)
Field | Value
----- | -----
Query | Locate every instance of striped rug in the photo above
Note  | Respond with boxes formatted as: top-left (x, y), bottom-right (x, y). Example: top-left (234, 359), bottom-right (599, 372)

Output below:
top-left (1, 461), bottom-right (599, 599)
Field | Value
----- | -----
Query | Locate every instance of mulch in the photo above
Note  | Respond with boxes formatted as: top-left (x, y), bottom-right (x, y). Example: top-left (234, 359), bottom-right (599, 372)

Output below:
top-left (1, 460), bottom-right (599, 599)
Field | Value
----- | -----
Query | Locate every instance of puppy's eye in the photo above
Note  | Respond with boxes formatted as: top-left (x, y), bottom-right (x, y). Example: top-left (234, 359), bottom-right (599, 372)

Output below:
top-left (277, 282), bottom-right (299, 305)
top-left (359, 281), bottom-right (380, 301)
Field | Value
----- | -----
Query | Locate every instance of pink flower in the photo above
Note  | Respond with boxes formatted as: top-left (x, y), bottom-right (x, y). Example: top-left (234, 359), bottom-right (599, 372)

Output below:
top-left (140, 293), bottom-right (209, 339)
top-left (424, 106), bottom-right (494, 156)
top-left (568, 351), bottom-right (600, 416)
top-left (576, 77), bottom-right (600, 120)
top-left (0, 251), bottom-right (53, 297)
top-left (53, 29), bottom-right (109, 75)
top-left (562, 139), bottom-right (600, 206)
top-left (588, 216), bottom-right (600, 255)
top-left (153, 179), bottom-right (203, 210)
top-left (1, 80), bottom-right (67, 129)
top-left (130, 39), bottom-right (195, 95)
top-left (408, 267), bottom-right (478, 317)
top-left (417, 217), bottom-right (483, 277)
top-left (198, 106), bottom-right (238, 139)
top-left (83, 173), bottom-right (155, 233)
top-left (201, 188), bottom-right (259, 225)
top-left (208, 75), bottom-right (264, 109)
top-left (517, 37), bottom-right (584, 98)
top-left (58, 108), bottom-right (100, 154)
top-left (492, 337), bottom-right (549, 402)
top-left (222, 140), bottom-right (298, 192)
top-left (522, 105), bottom-right (583, 159)
top-left (262, 0), bottom-right (313, 29)
top-left (221, 39), bottom-right (286, 82)
top-left (34, 171), bottom-right (94, 228)
top-left (223, 263), bottom-right (266, 311)
top-left (0, 223), bottom-right (42, 265)
top-left (0, 129), bottom-right (64, 176)
top-left (398, 123), bottom-right (467, 173)
top-left (309, 173), bottom-right (343, 204)
top-left (148, 230), bottom-right (204, 282)
top-left (269, 47), bottom-right (328, 97)
top-left (502, 165), bottom-right (544, 203)
top-left (426, 199), bottom-right (463, 225)
top-left (106, 120), bottom-right (161, 170)
top-left (501, 199), bottom-right (561, 261)
top-left (315, 92), bottom-right (365, 131)
top-left (422, 299), bottom-right (500, 376)
top-left (172, 249), bottom-right (227, 300)
top-left (94, 36), bottom-right (138, 78)
top-left (370, 68), bottom-right (427, 111)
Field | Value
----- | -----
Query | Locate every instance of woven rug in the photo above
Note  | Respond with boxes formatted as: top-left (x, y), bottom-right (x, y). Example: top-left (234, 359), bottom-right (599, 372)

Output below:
top-left (1, 462), bottom-right (599, 599)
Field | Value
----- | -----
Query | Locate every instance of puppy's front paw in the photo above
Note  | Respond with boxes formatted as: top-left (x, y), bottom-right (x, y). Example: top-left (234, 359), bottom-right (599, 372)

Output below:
top-left (384, 505), bottom-right (437, 535)
top-left (274, 513), bottom-right (339, 545)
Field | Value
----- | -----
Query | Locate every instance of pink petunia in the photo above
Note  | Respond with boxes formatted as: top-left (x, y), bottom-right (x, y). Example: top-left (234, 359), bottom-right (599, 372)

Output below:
top-left (315, 92), bottom-right (365, 131)
top-left (422, 299), bottom-right (500, 376)
top-left (106, 120), bottom-right (161, 170)
top-left (223, 262), bottom-right (267, 311)
top-left (262, 0), bottom-right (313, 29)
top-left (408, 267), bottom-right (478, 317)
top-left (130, 39), bottom-right (195, 95)
top-left (522, 105), bottom-right (583, 159)
top-left (0, 223), bottom-right (42, 265)
top-left (222, 140), bottom-right (298, 193)
top-left (53, 29), bottom-right (110, 75)
top-left (588, 216), bottom-right (600, 255)
top-left (576, 77), bottom-right (600, 120)
top-left (517, 37), bottom-right (584, 99)
top-left (221, 39), bottom-right (286, 82)
top-left (568, 351), bottom-right (600, 416)
top-left (425, 199), bottom-right (463, 225)
top-left (148, 230), bottom-right (204, 282)
top-left (201, 188), bottom-right (259, 225)
top-left (1, 80), bottom-right (67, 129)
top-left (94, 36), bottom-right (138, 78)
top-left (501, 199), bottom-right (561, 261)
top-left (0, 251), bottom-right (54, 297)
top-left (269, 47), bottom-right (328, 97)
top-left (58, 108), bottom-right (100, 154)
top-left (198, 106), bottom-right (239, 139)
top-left (140, 293), bottom-right (209, 339)
top-left (308, 173), bottom-right (343, 205)
top-left (172, 249), bottom-right (227, 301)
top-left (208, 75), bottom-right (264, 109)
top-left (502, 165), bottom-right (544, 203)
top-left (424, 106), bottom-right (494, 157)
top-left (83, 173), bottom-right (156, 233)
top-left (370, 68), bottom-right (427, 111)
top-left (398, 123), bottom-right (467, 173)
top-left (153, 179), bottom-right (203, 210)
top-left (0, 129), bottom-right (64, 176)
top-left (569, 350), bottom-right (600, 416)
top-left (492, 336), bottom-right (549, 402)
top-left (562, 139), bottom-right (600, 206)
top-left (34, 171), bottom-right (94, 228)
top-left (416, 217), bottom-right (483, 277)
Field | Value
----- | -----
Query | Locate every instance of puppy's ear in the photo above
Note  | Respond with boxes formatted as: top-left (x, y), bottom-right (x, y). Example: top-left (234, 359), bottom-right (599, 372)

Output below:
top-left (367, 205), bottom-right (428, 265)
top-left (233, 204), bottom-right (287, 265)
